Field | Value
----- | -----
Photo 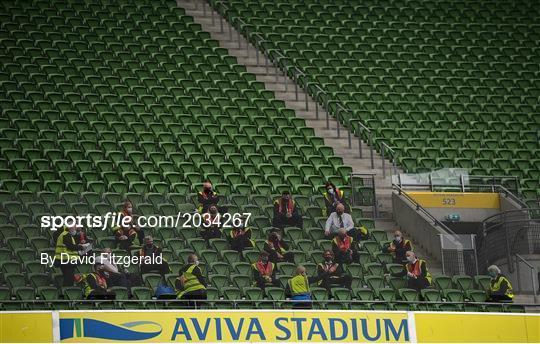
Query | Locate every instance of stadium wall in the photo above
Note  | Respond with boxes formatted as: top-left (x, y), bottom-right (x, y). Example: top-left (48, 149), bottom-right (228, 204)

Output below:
top-left (1, 310), bottom-right (539, 343)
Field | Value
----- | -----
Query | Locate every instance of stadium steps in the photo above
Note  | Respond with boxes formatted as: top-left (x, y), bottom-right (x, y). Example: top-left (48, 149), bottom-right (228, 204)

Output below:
top-left (180, 0), bottom-right (400, 217)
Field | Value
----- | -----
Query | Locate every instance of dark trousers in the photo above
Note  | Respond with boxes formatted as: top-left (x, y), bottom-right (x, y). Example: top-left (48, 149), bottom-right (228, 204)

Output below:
top-left (255, 277), bottom-right (279, 290)
top-left (116, 238), bottom-right (134, 252)
top-left (87, 290), bottom-right (116, 300)
top-left (57, 262), bottom-right (77, 286)
top-left (108, 272), bottom-right (129, 288)
top-left (269, 251), bottom-right (295, 264)
top-left (320, 274), bottom-right (352, 290)
top-left (272, 214), bottom-right (303, 229)
top-left (407, 277), bottom-right (430, 292)
top-left (334, 250), bottom-right (358, 265)
top-left (140, 261), bottom-right (170, 276)
top-left (486, 294), bottom-right (513, 302)
top-left (179, 289), bottom-right (207, 308)
top-left (231, 236), bottom-right (253, 252)
top-left (201, 228), bottom-right (222, 242)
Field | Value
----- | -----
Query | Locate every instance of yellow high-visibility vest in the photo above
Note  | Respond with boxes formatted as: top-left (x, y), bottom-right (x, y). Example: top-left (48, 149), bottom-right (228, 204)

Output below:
top-left (288, 274), bottom-right (310, 296)
top-left (54, 229), bottom-right (78, 260)
top-left (177, 264), bottom-right (205, 298)
top-left (491, 275), bottom-right (514, 299)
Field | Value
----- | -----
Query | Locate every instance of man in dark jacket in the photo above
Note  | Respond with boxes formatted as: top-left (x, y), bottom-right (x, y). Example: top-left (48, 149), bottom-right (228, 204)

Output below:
top-left (317, 250), bottom-right (352, 290)
top-left (251, 252), bottom-right (278, 290)
top-left (197, 180), bottom-right (220, 213)
top-left (272, 191), bottom-right (303, 229)
top-left (386, 230), bottom-right (413, 264)
top-left (391, 251), bottom-right (432, 292)
top-left (139, 235), bottom-right (170, 276)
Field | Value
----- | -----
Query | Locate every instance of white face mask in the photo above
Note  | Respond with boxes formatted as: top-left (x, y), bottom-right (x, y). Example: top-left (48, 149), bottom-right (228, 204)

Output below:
top-left (327, 188), bottom-right (334, 194)
top-left (126, 207), bottom-right (133, 214)
top-left (406, 256), bottom-right (415, 263)
top-left (194, 260), bottom-right (200, 266)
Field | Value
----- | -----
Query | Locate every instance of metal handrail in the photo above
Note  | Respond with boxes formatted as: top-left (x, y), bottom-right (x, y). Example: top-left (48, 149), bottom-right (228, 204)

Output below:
top-left (393, 184), bottom-right (456, 234)
top-left (380, 141), bottom-right (398, 179)
top-left (397, 175), bottom-right (521, 194)
top-left (515, 254), bottom-right (538, 303)
top-left (497, 185), bottom-right (530, 209)
top-left (482, 208), bottom-right (539, 228)
top-left (1, 298), bottom-right (536, 309)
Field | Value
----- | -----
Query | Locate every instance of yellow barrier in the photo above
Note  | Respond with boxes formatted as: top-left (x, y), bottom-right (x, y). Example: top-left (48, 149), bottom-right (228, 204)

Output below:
top-left (407, 192), bottom-right (500, 209)
top-left (414, 312), bottom-right (540, 343)
top-left (1, 310), bottom-right (539, 343)
top-left (0, 312), bottom-right (53, 343)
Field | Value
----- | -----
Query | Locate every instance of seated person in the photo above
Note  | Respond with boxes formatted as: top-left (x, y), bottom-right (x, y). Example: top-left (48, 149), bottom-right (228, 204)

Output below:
top-left (386, 230), bottom-right (412, 264)
top-left (200, 205), bottom-right (223, 242)
top-left (486, 265), bottom-right (514, 302)
top-left (251, 252), bottom-right (278, 290)
top-left (324, 203), bottom-right (354, 237)
top-left (99, 247), bottom-right (129, 289)
top-left (391, 251), bottom-right (432, 292)
top-left (317, 250), bottom-right (352, 290)
top-left (139, 236), bottom-right (170, 275)
top-left (264, 231), bottom-right (294, 263)
top-left (114, 223), bottom-right (137, 251)
top-left (197, 180), bottom-right (220, 214)
top-left (331, 228), bottom-right (359, 265)
top-left (77, 263), bottom-right (116, 300)
top-left (175, 254), bottom-right (207, 307)
top-left (120, 200), bottom-right (144, 245)
top-left (227, 223), bottom-right (254, 252)
top-left (323, 182), bottom-right (349, 217)
top-left (272, 191), bottom-right (303, 229)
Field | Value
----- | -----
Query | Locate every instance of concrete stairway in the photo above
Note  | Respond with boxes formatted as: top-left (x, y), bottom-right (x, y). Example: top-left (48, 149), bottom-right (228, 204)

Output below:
top-left (178, 0), bottom-right (402, 218)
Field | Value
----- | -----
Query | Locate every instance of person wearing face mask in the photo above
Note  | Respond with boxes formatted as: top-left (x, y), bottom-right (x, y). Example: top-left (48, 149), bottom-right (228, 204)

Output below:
top-left (120, 200), bottom-right (144, 245)
top-left (486, 265), bottom-right (514, 302)
top-left (391, 251), bottom-right (432, 292)
top-left (252, 251), bottom-right (278, 290)
top-left (317, 250), bottom-right (352, 291)
top-left (54, 225), bottom-right (85, 286)
top-left (227, 222), bottom-right (254, 252)
top-left (323, 182), bottom-right (349, 217)
top-left (264, 231), bottom-right (294, 263)
top-left (139, 235), bottom-right (170, 276)
top-left (176, 254), bottom-right (207, 307)
top-left (387, 230), bottom-right (412, 264)
top-left (200, 204), bottom-right (223, 243)
top-left (272, 191), bottom-right (303, 230)
top-left (76, 263), bottom-right (116, 300)
top-left (285, 265), bottom-right (321, 309)
top-left (197, 180), bottom-right (220, 214)
top-left (331, 228), bottom-right (359, 265)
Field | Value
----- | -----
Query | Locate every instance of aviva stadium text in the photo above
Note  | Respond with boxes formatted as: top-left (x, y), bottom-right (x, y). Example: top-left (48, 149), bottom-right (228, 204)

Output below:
top-left (170, 316), bottom-right (409, 342)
